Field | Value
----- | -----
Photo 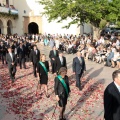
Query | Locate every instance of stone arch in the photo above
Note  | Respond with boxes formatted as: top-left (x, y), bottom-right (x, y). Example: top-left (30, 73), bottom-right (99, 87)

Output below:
top-left (0, 19), bottom-right (4, 34)
top-left (28, 22), bottom-right (39, 34)
top-left (7, 20), bottom-right (13, 35)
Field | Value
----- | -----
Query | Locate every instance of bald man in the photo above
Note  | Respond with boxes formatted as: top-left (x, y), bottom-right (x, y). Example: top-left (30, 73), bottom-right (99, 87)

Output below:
top-left (73, 52), bottom-right (86, 90)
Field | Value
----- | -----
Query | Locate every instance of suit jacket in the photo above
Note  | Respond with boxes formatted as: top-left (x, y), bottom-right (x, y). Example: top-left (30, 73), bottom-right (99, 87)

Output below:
top-left (17, 46), bottom-right (26, 58)
top-left (30, 49), bottom-right (40, 63)
top-left (23, 44), bottom-right (29, 56)
top-left (104, 82), bottom-right (120, 120)
top-left (6, 53), bottom-right (17, 67)
top-left (54, 75), bottom-right (70, 97)
top-left (56, 56), bottom-right (67, 72)
top-left (37, 61), bottom-right (49, 75)
top-left (73, 57), bottom-right (86, 74)
top-left (0, 45), bottom-right (7, 55)
top-left (49, 50), bottom-right (59, 60)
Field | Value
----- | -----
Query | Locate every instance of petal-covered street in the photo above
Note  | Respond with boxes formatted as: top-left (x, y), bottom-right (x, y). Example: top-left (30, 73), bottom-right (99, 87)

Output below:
top-left (0, 44), bottom-right (116, 120)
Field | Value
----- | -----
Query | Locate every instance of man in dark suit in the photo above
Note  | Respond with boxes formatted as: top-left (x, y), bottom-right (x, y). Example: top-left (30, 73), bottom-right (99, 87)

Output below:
top-left (104, 70), bottom-right (120, 120)
top-left (17, 43), bottom-right (26, 69)
top-left (49, 46), bottom-right (59, 74)
top-left (73, 52), bottom-right (86, 90)
top-left (6, 47), bottom-right (17, 82)
top-left (30, 45), bottom-right (40, 77)
top-left (23, 41), bottom-right (30, 62)
top-left (56, 52), bottom-right (67, 74)
top-left (0, 42), bottom-right (7, 64)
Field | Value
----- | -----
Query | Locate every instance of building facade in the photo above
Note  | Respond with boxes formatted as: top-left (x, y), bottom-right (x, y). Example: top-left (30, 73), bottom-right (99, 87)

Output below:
top-left (0, 0), bottom-right (93, 35)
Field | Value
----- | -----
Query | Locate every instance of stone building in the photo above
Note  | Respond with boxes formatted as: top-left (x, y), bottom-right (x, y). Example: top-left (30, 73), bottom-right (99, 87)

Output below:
top-left (0, 0), bottom-right (93, 35)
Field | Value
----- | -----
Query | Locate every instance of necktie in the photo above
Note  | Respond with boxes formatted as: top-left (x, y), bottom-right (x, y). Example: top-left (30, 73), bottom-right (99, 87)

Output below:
top-left (36, 50), bottom-right (37, 55)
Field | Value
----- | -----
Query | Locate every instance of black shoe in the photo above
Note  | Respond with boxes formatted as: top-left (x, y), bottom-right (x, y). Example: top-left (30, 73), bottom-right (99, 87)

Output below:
top-left (46, 94), bottom-right (50, 98)
top-left (12, 78), bottom-right (15, 83)
top-left (34, 75), bottom-right (37, 77)
top-left (79, 86), bottom-right (82, 91)
top-left (62, 117), bottom-right (66, 120)
top-left (59, 117), bottom-right (66, 120)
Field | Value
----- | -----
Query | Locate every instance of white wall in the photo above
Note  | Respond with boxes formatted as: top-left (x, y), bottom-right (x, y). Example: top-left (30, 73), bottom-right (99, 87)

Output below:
top-left (80, 23), bottom-right (93, 34)
top-left (12, 0), bottom-right (92, 36)
top-left (9, 0), bottom-right (13, 5)
top-left (42, 16), bottom-right (80, 35)
top-left (13, 0), bottom-right (31, 35)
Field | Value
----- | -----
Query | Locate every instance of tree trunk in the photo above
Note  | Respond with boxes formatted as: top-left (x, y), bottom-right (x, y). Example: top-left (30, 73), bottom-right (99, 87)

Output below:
top-left (93, 26), bottom-right (101, 40)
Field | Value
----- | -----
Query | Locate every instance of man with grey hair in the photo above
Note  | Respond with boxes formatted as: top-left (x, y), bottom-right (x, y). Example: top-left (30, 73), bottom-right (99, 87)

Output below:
top-left (73, 51), bottom-right (86, 91)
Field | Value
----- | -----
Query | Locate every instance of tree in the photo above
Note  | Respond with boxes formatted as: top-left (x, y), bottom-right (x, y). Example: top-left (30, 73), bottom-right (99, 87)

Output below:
top-left (39, 0), bottom-right (120, 38)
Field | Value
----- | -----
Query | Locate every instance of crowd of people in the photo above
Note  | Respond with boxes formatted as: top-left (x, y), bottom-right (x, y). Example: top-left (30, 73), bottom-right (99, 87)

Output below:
top-left (39, 33), bottom-right (120, 69)
top-left (0, 32), bottom-right (120, 120)
top-left (0, 33), bottom-right (87, 120)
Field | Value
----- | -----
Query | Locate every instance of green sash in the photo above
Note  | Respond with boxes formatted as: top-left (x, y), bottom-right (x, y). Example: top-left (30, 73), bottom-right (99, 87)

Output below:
top-left (39, 61), bottom-right (48, 75)
top-left (57, 75), bottom-right (69, 97)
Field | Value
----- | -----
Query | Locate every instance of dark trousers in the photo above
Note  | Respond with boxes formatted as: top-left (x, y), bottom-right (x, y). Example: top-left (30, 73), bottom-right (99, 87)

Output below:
top-left (75, 72), bottom-right (83, 88)
top-left (26, 54), bottom-right (30, 62)
top-left (1, 54), bottom-right (6, 64)
top-left (33, 62), bottom-right (37, 76)
top-left (51, 60), bottom-right (56, 74)
top-left (8, 65), bottom-right (16, 79)
top-left (19, 57), bottom-right (26, 69)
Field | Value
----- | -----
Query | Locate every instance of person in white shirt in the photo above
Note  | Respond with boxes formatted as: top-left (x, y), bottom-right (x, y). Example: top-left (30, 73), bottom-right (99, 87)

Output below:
top-left (6, 47), bottom-right (17, 83)
top-left (99, 36), bottom-right (105, 45)
top-left (55, 38), bottom-right (60, 49)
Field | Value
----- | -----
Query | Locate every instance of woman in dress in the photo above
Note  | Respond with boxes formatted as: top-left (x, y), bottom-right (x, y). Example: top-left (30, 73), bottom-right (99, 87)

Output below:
top-left (37, 54), bottom-right (49, 98)
top-left (54, 67), bottom-right (70, 120)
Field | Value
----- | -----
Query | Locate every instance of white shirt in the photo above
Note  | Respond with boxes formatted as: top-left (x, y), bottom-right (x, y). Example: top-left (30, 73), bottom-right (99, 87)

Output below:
top-left (78, 57), bottom-right (82, 63)
top-left (36, 50), bottom-right (37, 54)
top-left (112, 52), bottom-right (119, 61)
top-left (114, 81), bottom-right (120, 93)
top-left (9, 53), bottom-right (13, 61)
top-left (59, 56), bottom-right (63, 64)
top-left (87, 39), bottom-right (91, 44)
top-left (68, 44), bottom-right (73, 48)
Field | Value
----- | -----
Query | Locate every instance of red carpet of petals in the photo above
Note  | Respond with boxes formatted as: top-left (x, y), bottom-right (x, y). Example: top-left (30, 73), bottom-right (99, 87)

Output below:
top-left (0, 63), bottom-right (104, 120)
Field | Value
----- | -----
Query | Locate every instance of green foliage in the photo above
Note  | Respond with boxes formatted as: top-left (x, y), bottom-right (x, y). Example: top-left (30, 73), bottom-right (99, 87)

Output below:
top-left (0, 12), bottom-right (18, 18)
top-left (39, 0), bottom-right (120, 29)
top-left (99, 19), bottom-right (107, 30)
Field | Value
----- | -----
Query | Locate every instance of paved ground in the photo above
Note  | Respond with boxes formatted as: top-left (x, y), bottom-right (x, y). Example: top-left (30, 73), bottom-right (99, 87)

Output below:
top-left (0, 44), bottom-right (116, 120)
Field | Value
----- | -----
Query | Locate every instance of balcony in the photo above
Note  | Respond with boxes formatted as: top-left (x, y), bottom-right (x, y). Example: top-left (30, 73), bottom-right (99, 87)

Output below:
top-left (0, 5), bottom-right (18, 17)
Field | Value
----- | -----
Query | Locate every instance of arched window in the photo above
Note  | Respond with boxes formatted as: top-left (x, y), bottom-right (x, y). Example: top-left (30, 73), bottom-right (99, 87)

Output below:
top-left (7, 20), bottom-right (13, 35)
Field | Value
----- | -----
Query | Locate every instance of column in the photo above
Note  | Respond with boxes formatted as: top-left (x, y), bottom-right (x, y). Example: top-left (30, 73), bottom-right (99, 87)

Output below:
top-left (3, 26), bottom-right (7, 34)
